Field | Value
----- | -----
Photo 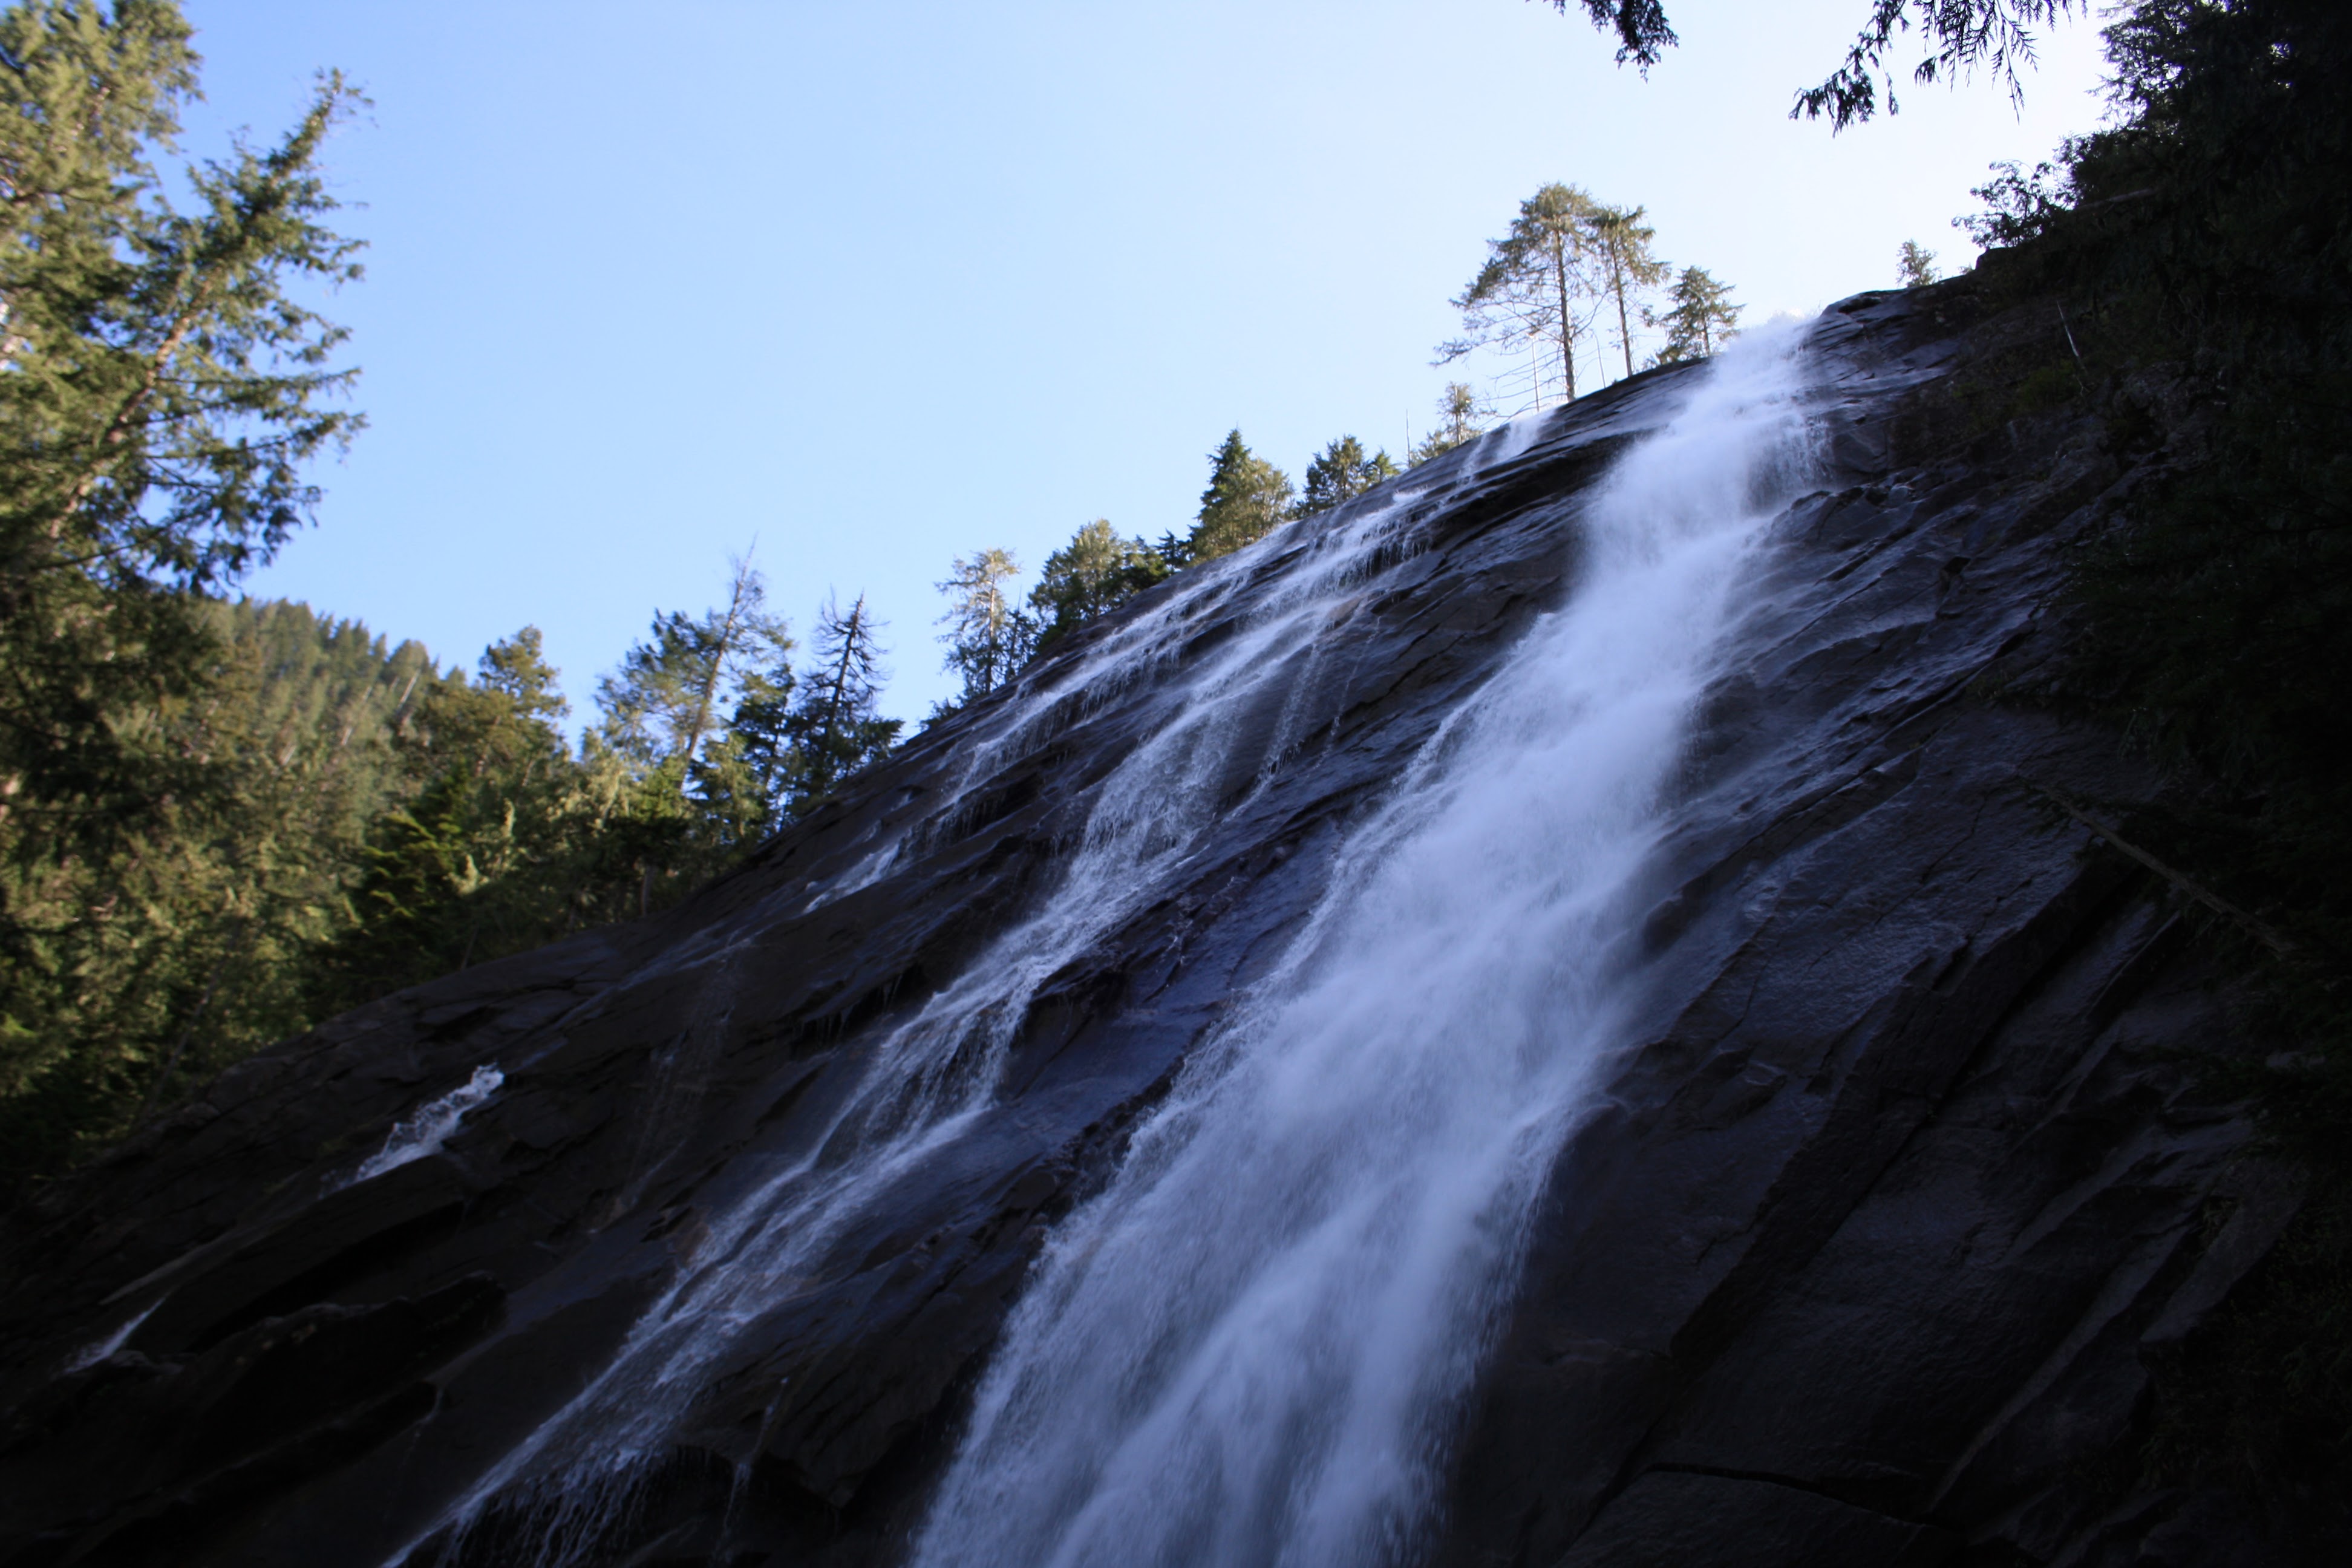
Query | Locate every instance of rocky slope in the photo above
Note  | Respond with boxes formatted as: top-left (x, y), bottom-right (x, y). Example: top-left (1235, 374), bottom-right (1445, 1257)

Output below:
top-left (0, 276), bottom-right (2294, 1567)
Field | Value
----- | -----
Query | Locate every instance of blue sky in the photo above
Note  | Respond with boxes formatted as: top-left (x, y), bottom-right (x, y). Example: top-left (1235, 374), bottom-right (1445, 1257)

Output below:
top-left (185, 0), bottom-right (2112, 724)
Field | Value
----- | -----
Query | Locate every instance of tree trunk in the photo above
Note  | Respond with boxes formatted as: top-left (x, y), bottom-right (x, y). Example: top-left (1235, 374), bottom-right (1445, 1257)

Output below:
top-left (1552, 243), bottom-right (1578, 402)
top-left (1613, 253), bottom-right (1635, 380)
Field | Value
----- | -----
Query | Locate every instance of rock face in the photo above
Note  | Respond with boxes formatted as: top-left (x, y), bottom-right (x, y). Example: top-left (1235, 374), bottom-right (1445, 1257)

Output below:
top-left (0, 280), bottom-right (2295, 1567)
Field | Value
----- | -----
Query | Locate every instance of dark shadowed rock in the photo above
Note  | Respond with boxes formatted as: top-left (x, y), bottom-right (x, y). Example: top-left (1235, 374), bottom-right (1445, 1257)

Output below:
top-left (0, 278), bottom-right (2307, 1566)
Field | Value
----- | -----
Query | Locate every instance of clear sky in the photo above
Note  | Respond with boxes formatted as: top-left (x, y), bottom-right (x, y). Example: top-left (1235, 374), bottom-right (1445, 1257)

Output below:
top-left (185, 0), bottom-right (2113, 725)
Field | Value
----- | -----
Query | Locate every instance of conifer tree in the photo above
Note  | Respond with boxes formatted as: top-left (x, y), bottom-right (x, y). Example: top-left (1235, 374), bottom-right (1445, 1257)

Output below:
top-left (1592, 204), bottom-right (1671, 379)
top-left (1647, 266), bottom-right (1742, 365)
top-left (595, 554), bottom-right (791, 775)
top-left (1187, 430), bottom-right (1295, 561)
top-left (1896, 238), bottom-right (1941, 287)
top-left (1437, 183), bottom-right (1606, 406)
top-left (1544, 2), bottom-right (2083, 129)
top-left (788, 592), bottom-right (900, 809)
top-left (0, 10), bottom-right (364, 864)
top-left (1029, 520), bottom-right (1166, 651)
top-left (1298, 436), bottom-right (1399, 515)
top-left (0, 2), bottom-right (370, 1186)
top-left (1408, 383), bottom-right (1495, 466)
top-left (936, 548), bottom-right (1033, 701)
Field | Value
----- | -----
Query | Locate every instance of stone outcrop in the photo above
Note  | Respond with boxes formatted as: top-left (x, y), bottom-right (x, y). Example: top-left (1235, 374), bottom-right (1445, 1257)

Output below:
top-left (0, 276), bottom-right (2300, 1566)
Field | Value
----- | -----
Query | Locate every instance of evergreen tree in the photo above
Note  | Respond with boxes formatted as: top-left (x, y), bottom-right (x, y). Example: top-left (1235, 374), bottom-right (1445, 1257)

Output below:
top-left (1298, 436), bottom-right (1399, 515)
top-left (332, 629), bottom-right (585, 987)
top-left (2, 599), bottom-right (428, 1186)
top-left (1543, 2), bottom-right (2085, 129)
top-left (1408, 383), bottom-right (1495, 466)
top-left (1029, 520), bottom-right (1167, 651)
top-left (936, 548), bottom-right (1033, 701)
top-left (595, 554), bottom-right (791, 775)
top-left (1187, 430), bottom-right (1295, 561)
top-left (1437, 182), bottom-right (1606, 406)
top-left (0, 2), bottom-right (369, 1191)
top-left (1647, 266), bottom-right (1742, 365)
top-left (788, 592), bottom-right (900, 810)
top-left (1896, 238), bottom-right (1941, 287)
top-left (1592, 204), bottom-right (1671, 380)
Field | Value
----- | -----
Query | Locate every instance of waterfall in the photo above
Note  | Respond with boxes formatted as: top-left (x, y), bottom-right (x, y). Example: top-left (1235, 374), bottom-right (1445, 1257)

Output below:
top-left (396, 323), bottom-right (1812, 1568)
top-left (910, 325), bottom-right (1814, 1568)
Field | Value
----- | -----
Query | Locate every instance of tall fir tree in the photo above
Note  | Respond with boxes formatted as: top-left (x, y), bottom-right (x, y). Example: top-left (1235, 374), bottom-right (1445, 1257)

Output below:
top-left (1591, 204), bottom-right (1670, 380)
top-left (595, 554), bottom-right (791, 776)
top-left (788, 592), bottom-right (900, 810)
top-left (1647, 266), bottom-right (1742, 365)
top-left (1298, 436), bottom-right (1399, 515)
top-left (1410, 382), bottom-right (1495, 466)
top-left (1187, 430), bottom-right (1295, 561)
top-left (0, 2), bottom-right (369, 1190)
top-left (1029, 520), bottom-right (1166, 652)
top-left (1437, 182), bottom-right (1605, 406)
top-left (936, 548), bottom-right (1033, 702)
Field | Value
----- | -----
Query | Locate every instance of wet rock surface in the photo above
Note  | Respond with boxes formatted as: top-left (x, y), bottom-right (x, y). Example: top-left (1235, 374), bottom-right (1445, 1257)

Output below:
top-left (0, 279), bottom-right (2298, 1565)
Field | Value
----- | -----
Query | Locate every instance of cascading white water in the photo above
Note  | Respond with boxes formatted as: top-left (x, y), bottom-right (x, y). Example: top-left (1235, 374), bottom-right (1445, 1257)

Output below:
top-left (909, 324), bottom-right (1814, 1568)
top-left (398, 321), bottom-right (1812, 1568)
top-left (399, 380), bottom-right (1513, 1568)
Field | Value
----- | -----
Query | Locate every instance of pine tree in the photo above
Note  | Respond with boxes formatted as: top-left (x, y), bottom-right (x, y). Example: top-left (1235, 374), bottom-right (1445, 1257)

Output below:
top-left (1410, 382), bottom-right (1495, 466)
top-left (1647, 266), bottom-right (1742, 365)
top-left (327, 627), bottom-right (591, 991)
top-left (1592, 204), bottom-right (1671, 380)
top-left (1187, 430), bottom-right (1295, 561)
top-left (936, 548), bottom-right (1033, 701)
top-left (1896, 239), bottom-right (1941, 287)
top-left (1298, 436), bottom-right (1399, 515)
top-left (0, 3), bottom-right (370, 1190)
top-left (1437, 182), bottom-right (1606, 406)
top-left (0, 8), bottom-right (364, 867)
top-left (595, 554), bottom-right (791, 776)
top-left (788, 592), bottom-right (900, 810)
top-left (1029, 520), bottom-right (1167, 651)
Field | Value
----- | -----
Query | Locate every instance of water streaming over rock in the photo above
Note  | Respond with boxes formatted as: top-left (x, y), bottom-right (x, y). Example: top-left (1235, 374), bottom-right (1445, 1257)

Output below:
top-left (400, 326), bottom-right (1814, 1568)
top-left (909, 327), bottom-right (1814, 1568)
top-left (8, 285), bottom-right (2276, 1568)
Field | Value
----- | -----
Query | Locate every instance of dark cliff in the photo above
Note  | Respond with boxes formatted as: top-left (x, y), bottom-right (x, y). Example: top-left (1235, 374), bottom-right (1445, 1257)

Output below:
top-left (0, 279), bottom-right (2302, 1566)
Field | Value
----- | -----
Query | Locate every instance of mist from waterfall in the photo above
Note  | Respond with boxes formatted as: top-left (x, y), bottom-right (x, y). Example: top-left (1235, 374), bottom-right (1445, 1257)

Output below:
top-left (910, 324), bottom-right (1814, 1568)
top-left (395, 322), bottom-right (1812, 1568)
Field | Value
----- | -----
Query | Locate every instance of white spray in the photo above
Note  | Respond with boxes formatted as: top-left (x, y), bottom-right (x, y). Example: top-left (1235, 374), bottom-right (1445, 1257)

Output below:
top-left (909, 324), bottom-right (1814, 1568)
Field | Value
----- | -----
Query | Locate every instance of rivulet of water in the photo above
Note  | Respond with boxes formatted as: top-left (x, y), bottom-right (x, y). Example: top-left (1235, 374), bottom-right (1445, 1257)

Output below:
top-left (391, 376), bottom-right (1550, 1568)
top-left (909, 323), bottom-right (1815, 1568)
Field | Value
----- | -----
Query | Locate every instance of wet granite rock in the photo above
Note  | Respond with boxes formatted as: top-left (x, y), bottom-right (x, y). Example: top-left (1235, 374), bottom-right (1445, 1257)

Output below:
top-left (0, 277), bottom-right (2307, 1566)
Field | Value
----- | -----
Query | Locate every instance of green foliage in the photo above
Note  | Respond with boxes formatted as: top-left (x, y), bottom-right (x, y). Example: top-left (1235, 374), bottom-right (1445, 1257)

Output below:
top-left (1541, 2), bottom-right (1677, 69)
top-left (1590, 204), bottom-right (1669, 380)
top-left (1029, 520), bottom-right (1167, 652)
top-left (1298, 436), bottom-right (1397, 516)
top-left (596, 555), bottom-right (791, 769)
top-left (1437, 181), bottom-right (1605, 405)
top-left (1647, 266), bottom-right (1740, 365)
top-left (0, 598), bottom-right (427, 1183)
top-left (1188, 430), bottom-right (1294, 562)
top-left (1546, 3), bottom-right (2092, 131)
top-left (1409, 382), bottom-right (1494, 466)
top-left (936, 548), bottom-right (1033, 701)
top-left (786, 592), bottom-right (900, 808)
top-left (0, 2), bottom-right (373, 1191)
top-left (1896, 238), bottom-right (1941, 287)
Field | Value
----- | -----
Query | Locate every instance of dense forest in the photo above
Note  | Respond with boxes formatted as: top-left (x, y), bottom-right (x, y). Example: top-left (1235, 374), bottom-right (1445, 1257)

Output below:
top-left (0, 0), bottom-right (1765, 1194)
